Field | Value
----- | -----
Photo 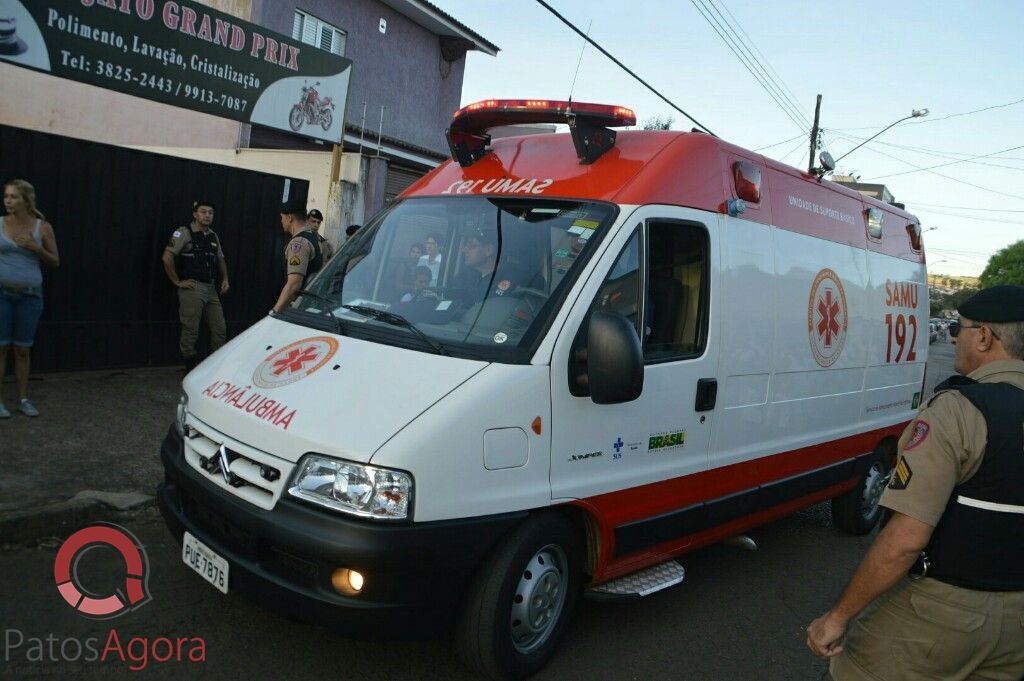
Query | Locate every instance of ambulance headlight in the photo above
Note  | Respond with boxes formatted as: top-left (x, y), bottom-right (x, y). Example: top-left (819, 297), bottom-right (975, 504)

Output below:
top-left (289, 455), bottom-right (413, 520)
top-left (175, 392), bottom-right (188, 437)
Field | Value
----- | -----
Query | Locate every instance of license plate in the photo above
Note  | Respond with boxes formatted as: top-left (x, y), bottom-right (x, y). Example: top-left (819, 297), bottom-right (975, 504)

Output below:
top-left (182, 531), bottom-right (229, 594)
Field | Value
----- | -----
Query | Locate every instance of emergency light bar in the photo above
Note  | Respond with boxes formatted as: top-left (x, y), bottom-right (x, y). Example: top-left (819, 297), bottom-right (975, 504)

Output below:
top-left (446, 99), bottom-right (637, 167)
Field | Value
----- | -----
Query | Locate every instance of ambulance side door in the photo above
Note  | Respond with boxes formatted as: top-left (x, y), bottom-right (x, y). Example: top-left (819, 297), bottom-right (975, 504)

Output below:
top-left (550, 206), bottom-right (720, 548)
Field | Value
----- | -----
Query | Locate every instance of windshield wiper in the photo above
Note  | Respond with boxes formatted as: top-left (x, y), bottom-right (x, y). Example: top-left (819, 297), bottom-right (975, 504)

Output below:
top-left (342, 304), bottom-right (448, 355)
top-left (293, 289), bottom-right (343, 332)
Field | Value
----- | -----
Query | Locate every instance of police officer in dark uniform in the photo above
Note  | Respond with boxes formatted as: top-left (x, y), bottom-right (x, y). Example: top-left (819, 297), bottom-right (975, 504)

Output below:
top-left (272, 198), bottom-right (323, 314)
top-left (305, 208), bottom-right (334, 262)
top-left (807, 285), bottom-right (1024, 680)
top-left (160, 200), bottom-right (229, 372)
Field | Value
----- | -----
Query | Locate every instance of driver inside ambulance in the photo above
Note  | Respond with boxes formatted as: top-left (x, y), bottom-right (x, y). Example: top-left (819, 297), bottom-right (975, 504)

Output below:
top-left (458, 229), bottom-right (504, 300)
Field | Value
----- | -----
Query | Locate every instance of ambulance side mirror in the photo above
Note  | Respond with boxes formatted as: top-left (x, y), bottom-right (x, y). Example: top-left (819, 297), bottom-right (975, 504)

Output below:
top-left (587, 311), bottom-right (644, 404)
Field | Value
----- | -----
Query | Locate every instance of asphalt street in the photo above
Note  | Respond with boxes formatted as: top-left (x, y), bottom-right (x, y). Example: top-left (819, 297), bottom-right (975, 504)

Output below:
top-left (0, 338), bottom-right (957, 680)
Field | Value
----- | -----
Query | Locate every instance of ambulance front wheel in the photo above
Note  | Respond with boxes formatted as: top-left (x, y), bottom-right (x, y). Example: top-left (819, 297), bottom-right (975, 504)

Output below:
top-left (456, 513), bottom-right (583, 681)
top-left (832, 458), bottom-right (889, 535)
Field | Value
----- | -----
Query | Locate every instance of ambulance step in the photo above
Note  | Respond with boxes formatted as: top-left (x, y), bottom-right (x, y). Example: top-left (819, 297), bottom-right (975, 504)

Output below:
top-left (721, 534), bottom-right (758, 551)
top-left (586, 561), bottom-right (685, 601)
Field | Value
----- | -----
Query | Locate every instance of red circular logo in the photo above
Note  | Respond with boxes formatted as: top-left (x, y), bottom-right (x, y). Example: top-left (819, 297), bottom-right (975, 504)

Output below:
top-left (252, 336), bottom-right (339, 389)
top-left (53, 523), bottom-right (151, 619)
top-left (807, 268), bottom-right (848, 367)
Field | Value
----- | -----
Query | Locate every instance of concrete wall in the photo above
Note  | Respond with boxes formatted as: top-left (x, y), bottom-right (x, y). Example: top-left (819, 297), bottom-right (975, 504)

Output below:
top-left (130, 146), bottom-right (332, 209)
top-left (0, 64), bottom-right (242, 149)
top-left (252, 0), bottom-right (466, 155)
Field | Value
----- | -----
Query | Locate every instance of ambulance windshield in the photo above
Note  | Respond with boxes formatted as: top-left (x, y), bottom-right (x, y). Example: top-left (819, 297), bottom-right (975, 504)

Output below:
top-left (288, 196), bottom-right (615, 359)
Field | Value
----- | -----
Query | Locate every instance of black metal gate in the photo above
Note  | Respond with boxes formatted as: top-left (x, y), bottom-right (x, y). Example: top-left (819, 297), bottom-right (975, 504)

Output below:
top-left (0, 125), bottom-right (310, 372)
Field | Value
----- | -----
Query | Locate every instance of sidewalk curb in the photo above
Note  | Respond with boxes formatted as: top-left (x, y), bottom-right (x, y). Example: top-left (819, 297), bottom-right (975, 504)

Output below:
top-left (0, 490), bottom-right (156, 544)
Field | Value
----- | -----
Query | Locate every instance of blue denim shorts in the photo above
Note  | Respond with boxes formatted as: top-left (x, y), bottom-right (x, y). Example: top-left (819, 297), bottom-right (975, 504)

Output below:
top-left (0, 287), bottom-right (44, 347)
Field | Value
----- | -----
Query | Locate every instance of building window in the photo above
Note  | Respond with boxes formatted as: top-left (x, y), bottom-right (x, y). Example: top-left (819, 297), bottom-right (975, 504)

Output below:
top-left (293, 10), bottom-right (346, 56)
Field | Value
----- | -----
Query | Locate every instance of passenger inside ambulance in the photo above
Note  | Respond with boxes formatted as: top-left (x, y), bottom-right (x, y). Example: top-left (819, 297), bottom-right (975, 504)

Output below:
top-left (397, 265), bottom-right (435, 303)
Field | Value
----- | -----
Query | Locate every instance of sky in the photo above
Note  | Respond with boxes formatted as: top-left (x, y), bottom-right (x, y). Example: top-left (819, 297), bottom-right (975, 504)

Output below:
top-left (433, 0), bottom-right (1024, 277)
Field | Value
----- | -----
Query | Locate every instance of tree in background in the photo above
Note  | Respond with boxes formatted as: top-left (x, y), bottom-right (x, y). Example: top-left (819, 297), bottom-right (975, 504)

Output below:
top-left (980, 240), bottom-right (1024, 288)
top-left (930, 287), bottom-right (980, 317)
top-left (643, 115), bottom-right (675, 130)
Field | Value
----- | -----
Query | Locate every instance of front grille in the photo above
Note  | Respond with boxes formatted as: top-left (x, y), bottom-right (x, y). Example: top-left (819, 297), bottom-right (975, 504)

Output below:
top-left (179, 486), bottom-right (325, 589)
top-left (182, 418), bottom-right (292, 510)
top-left (269, 547), bottom-right (320, 587)
top-left (180, 489), bottom-right (259, 560)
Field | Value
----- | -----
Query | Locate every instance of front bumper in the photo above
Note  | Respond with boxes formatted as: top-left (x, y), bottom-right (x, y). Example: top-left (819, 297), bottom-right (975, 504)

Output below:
top-left (157, 426), bottom-right (526, 635)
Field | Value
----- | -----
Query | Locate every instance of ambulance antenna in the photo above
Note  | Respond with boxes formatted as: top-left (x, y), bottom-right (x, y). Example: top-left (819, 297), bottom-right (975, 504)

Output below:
top-left (536, 0), bottom-right (715, 135)
top-left (567, 19), bottom-right (593, 104)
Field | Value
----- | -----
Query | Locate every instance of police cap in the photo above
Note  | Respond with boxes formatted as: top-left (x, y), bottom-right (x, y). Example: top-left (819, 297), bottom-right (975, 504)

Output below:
top-left (280, 198), bottom-right (306, 216)
top-left (958, 285), bottom-right (1024, 322)
top-left (307, 208), bottom-right (324, 221)
top-left (192, 199), bottom-right (215, 211)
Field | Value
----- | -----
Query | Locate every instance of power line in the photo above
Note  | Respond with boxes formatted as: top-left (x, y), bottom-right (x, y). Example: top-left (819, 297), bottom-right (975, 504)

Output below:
top-left (717, 0), bottom-right (808, 126)
top-left (754, 133), bottom-right (806, 151)
top-left (832, 134), bottom-right (1024, 164)
top-left (832, 135), bottom-right (1024, 171)
top-left (828, 133), bottom-right (1024, 201)
top-left (778, 137), bottom-right (808, 163)
top-left (688, 0), bottom-right (807, 133)
top-left (910, 207), bottom-right (1024, 226)
top-left (868, 144), bottom-right (1024, 180)
top-left (834, 97), bottom-right (1024, 131)
top-left (930, 246), bottom-right (1002, 256)
top-left (928, 252), bottom-right (990, 267)
top-left (699, 0), bottom-right (810, 129)
top-left (904, 201), bottom-right (1024, 213)
top-left (533, 0), bottom-right (716, 135)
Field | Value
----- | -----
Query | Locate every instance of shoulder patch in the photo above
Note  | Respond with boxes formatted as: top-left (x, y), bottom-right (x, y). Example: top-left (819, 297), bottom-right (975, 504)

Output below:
top-left (904, 420), bottom-right (930, 450)
top-left (289, 256), bottom-right (301, 266)
top-left (889, 456), bottom-right (913, 490)
top-left (172, 230), bottom-right (181, 238)
top-left (290, 241), bottom-right (303, 253)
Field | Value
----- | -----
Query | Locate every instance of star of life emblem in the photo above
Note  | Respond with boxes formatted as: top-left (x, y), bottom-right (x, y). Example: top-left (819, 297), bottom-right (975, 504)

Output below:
top-left (807, 268), bottom-right (848, 367)
top-left (252, 336), bottom-right (339, 388)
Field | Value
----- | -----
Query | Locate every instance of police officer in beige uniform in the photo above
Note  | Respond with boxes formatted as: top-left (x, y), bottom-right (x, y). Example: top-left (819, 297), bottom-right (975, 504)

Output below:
top-left (807, 285), bottom-right (1024, 681)
top-left (272, 199), bottom-right (323, 314)
top-left (161, 200), bottom-right (229, 371)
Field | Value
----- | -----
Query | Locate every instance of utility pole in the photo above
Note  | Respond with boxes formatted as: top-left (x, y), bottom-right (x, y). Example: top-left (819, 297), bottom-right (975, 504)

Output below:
top-left (808, 94), bottom-right (822, 175)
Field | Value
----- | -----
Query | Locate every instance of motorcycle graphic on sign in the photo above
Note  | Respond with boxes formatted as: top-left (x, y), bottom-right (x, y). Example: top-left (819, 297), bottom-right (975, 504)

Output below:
top-left (288, 80), bottom-right (334, 132)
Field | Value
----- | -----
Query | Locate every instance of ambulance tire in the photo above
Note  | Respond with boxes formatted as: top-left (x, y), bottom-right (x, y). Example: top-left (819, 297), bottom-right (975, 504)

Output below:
top-left (832, 457), bottom-right (889, 535)
top-left (455, 513), bottom-right (583, 681)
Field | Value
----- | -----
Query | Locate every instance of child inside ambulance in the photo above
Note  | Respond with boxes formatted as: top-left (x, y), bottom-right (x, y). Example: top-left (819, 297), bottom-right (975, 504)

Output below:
top-left (398, 266), bottom-right (436, 303)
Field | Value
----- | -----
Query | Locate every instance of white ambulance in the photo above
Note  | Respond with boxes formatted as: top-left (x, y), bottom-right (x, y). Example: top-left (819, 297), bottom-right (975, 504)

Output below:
top-left (159, 100), bottom-right (928, 680)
